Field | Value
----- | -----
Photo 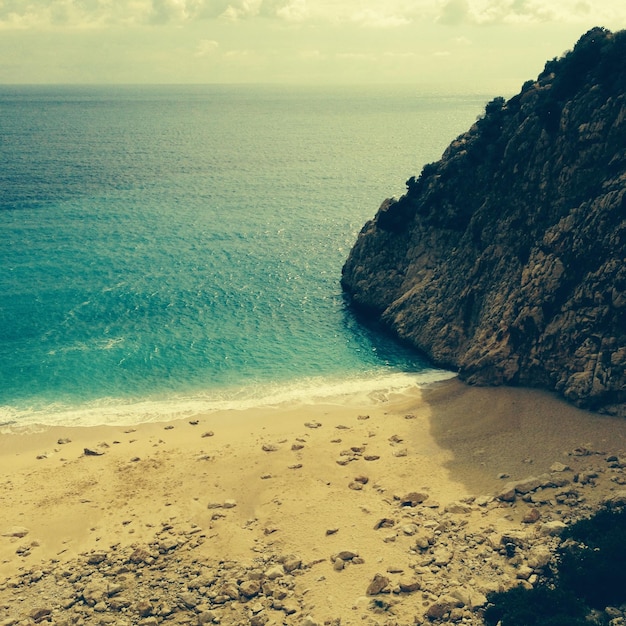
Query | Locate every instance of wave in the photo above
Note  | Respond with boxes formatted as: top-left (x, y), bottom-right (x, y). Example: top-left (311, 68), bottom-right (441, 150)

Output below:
top-left (0, 369), bottom-right (456, 431)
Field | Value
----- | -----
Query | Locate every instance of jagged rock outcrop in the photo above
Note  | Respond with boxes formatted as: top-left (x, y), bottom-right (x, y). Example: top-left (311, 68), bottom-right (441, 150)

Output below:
top-left (342, 27), bottom-right (626, 415)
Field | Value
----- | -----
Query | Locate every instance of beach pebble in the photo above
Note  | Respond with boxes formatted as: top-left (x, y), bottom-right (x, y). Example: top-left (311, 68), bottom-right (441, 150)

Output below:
top-left (83, 448), bottom-right (104, 457)
top-left (366, 573), bottom-right (390, 595)
top-left (373, 518), bottom-right (395, 530)
top-left (550, 461), bottom-right (569, 472)
top-left (399, 578), bottom-right (422, 593)
top-left (265, 565), bottom-right (284, 580)
top-left (1, 526), bottom-right (29, 538)
top-left (398, 492), bottom-right (429, 507)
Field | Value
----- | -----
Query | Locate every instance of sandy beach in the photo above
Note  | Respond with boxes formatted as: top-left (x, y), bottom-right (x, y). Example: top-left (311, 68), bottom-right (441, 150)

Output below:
top-left (3, 378), bottom-right (626, 625)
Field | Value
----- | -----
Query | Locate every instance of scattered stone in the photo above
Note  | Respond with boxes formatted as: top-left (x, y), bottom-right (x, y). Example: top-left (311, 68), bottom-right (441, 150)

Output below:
top-left (399, 578), bottom-right (421, 593)
top-left (264, 565), bottom-right (284, 580)
top-left (83, 448), bottom-right (104, 456)
top-left (1, 527), bottom-right (29, 538)
top-left (373, 518), bottom-right (395, 530)
top-left (398, 492), bottom-right (429, 507)
top-left (550, 462), bottom-right (569, 472)
top-left (366, 574), bottom-right (390, 595)
top-left (57, 438), bottom-right (71, 445)
top-left (304, 421), bottom-right (322, 429)
top-left (201, 431), bottom-right (214, 438)
top-left (522, 508), bottom-right (541, 524)
top-left (261, 444), bottom-right (278, 452)
top-left (364, 455), bottom-right (380, 461)
top-left (326, 528), bottom-right (339, 536)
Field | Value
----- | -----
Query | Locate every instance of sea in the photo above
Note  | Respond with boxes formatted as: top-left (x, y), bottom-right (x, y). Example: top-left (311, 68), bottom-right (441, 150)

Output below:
top-left (0, 84), bottom-right (489, 428)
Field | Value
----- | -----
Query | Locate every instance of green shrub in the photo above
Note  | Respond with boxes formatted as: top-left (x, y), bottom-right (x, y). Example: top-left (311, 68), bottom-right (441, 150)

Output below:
top-left (483, 504), bottom-right (626, 625)
top-left (557, 504), bottom-right (626, 609)
top-left (483, 585), bottom-right (589, 626)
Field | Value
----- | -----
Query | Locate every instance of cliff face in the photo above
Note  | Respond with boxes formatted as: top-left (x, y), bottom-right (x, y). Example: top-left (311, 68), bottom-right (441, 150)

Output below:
top-left (342, 27), bottom-right (626, 416)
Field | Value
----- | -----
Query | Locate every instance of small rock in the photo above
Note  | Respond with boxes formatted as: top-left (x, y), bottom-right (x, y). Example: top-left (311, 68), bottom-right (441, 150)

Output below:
top-left (336, 550), bottom-right (358, 561)
top-left (1, 526), bottom-right (29, 538)
top-left (29, 609), bottom-right (51, 622)
top-left (366, 573), bottom-right (390, 595)
top-left (265, 564), bottom-right (284, 580)
top-left (83, 448), bottom-right (104, 456)
top-left (522, 508), bottom-right (541, 524)
top-left (550, 462), bottom-right (569, 472)
top-left (304, 421), bottom-right (322, 429)
top-left (399, 578), bottom-right (421, 593)
top-left (373, 518), bottom-right (395, 530)
top-left (399, 492), bottom-right (428, 506)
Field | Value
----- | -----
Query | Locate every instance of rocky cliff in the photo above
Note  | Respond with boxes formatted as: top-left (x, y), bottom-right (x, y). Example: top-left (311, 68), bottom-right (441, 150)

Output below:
top-left (342, 27), bottom-right (626, 416)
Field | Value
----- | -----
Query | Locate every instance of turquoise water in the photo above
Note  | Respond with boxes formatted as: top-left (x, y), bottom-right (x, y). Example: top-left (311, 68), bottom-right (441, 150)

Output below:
top-left (0, 85), bottom-right (486, 426)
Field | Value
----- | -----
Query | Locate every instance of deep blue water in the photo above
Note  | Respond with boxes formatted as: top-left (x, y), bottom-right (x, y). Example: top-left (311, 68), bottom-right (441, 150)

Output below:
top-left (0, 85), bottom-right (487, 426)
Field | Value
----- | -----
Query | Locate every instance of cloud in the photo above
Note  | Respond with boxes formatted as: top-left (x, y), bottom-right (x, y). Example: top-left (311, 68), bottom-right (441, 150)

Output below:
top-left (438, 0), bottom-right (470, 25)
top-left (0, 0), bottom-right (624, 30)
top-left (437, 0), bottom-right (620, 26)
top-left (350, 8), bottom-right (411, 28)
top-left (194, 38), bottom-right (219, 56)
top-left (274, 0), bottom-right (308, 22)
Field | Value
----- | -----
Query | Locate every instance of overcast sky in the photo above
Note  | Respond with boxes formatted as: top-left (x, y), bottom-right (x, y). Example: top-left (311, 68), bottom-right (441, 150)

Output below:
top-left (1, 1), bottom-right (625, 92)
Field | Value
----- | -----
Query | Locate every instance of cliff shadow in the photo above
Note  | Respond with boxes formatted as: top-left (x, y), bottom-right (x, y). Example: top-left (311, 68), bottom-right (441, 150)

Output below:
top-left (419, 378), bottom-right (626, 497)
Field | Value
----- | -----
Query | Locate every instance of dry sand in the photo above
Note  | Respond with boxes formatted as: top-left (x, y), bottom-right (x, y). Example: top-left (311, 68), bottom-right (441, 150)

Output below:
top-left (2, 378), bottom-right (626, 625)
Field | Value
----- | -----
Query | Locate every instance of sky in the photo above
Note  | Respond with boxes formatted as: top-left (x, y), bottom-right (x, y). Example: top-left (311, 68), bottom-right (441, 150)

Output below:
top-left (1, 1), bottom-right (625, 92)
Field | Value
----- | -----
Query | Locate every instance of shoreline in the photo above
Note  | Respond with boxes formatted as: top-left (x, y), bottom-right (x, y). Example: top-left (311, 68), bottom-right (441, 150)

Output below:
top-left (0, 369), bottom-right (456, 431)
top-left (3, 378), bottom-right (626, 624)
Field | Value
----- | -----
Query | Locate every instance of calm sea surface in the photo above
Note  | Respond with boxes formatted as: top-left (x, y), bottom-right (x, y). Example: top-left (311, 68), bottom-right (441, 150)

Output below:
top-left (0, 85), bottom-right (487, 427)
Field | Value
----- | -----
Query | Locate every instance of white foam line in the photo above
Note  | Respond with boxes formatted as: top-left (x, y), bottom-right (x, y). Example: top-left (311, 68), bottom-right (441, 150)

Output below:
top-left (0, 369), bottom-right (457, 430)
